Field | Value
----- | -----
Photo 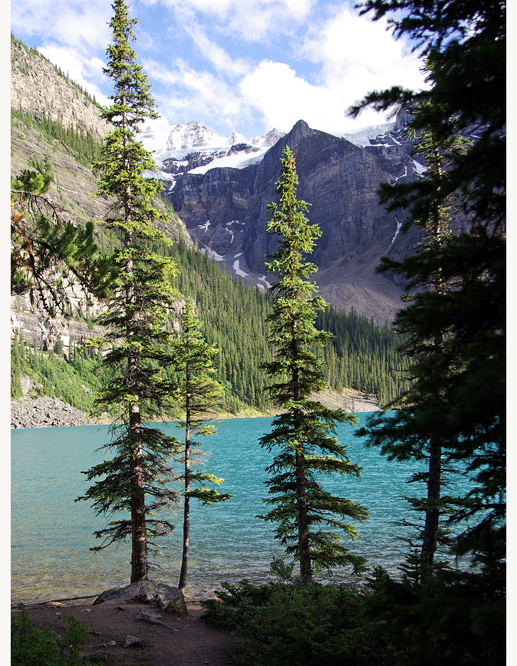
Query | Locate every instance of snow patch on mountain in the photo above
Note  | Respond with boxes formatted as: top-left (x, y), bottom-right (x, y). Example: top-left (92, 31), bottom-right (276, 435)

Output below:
top-left (198, 220), bottom-right (211, 232)
top-left (258, 275), bottom-right (272, 290)
top-left (141, 117), bottom-right (413, 188)
top-left (140, 119), bottom-right (286, 182)
top-left (412, 159), bottom-right (427, 175)
top-left (340, 122), bottom-right (396, 148)
top-left (201, 248), bottom-right (224, 262)
top-left (233, 259), bottom-right (249, 278)
top-left (189, 149), bottom-right (267, 174)
top-left (391, 218), bottom-right (403, 245)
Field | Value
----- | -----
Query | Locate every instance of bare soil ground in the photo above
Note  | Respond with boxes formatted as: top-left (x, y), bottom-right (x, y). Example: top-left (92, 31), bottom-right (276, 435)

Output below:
top-left (12, 600), bottom-right (241, 666)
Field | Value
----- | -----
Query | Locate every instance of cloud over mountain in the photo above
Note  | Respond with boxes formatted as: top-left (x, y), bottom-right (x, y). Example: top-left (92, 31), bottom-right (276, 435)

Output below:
top-left (11, 0), bottom-right (425, 138)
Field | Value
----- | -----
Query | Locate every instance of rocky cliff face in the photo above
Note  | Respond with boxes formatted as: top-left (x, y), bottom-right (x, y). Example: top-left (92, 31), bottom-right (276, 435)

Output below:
top-left (11, 38), bottom-right (109, 141)
top-left (10, 38), bottom-right (192, 351)
top-left (10, 36), bottom-right (422, 325)
top-left (166, 117), bottom-right (422, 323)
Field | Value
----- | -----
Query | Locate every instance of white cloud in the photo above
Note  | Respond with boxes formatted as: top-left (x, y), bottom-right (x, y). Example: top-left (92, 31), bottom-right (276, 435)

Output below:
top-left (177, 14), bottom-right (249, 76)
top-left (238, 6), bottom-right (425, 134)
top-left (240, 61), bottom-right (323, 132)
top-left (239, 58), bottom-right (416, 136)
top-left (302, 5), bottom-right (424, 92)
top-left (223, 0), bottom-right (315, 41)
top-left (12, 0), bottom-right (111, 51)
top-left (156, 0), bottom-right (315, 41)
top-left (144, 57), bottom-right (245, 125)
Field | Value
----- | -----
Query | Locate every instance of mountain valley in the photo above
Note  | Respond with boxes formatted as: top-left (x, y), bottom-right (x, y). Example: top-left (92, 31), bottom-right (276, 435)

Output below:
top-left (141, 112), bottom-right (422, 323)
top-left (10, 35), bottom-right (415, 414)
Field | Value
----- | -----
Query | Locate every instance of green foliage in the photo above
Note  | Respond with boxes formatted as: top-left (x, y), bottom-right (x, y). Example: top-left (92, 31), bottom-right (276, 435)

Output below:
top-left (351, 0), bottom-right (505, 583)
top-left (78, 0), bottom-right (182, 583)
top-left (203, 563), bottom-right (504, 666)
top-left (259, 148), bottom-right (368, 582)
top-left (203, 574), bottom-right (386, 666)
top-left (316, 306), bottom-right (411, 404)
top-left (361, 564), bottom-right (506, 666)
top-left (158, 237), bottom-right (411, 413)
top-left (13, 248), bottom-right (413, 416)
top-left (172, 297), bottom-right (225, 423)
top-left (10, 336), bottom-right (106, 412)
top-left (11, 107), bottom-right (102, 167)
top-left (357, 122), bottom-right (463, 572)
top-left (11, 604), bottom-right (90, 666)
top-left (350, 0), bottom-right (505, 229)
top-left (172, 297), bottom-right (231, 591)
top-left (11, 333), bottom-right (24, 399)
top-left (11, 167), bottom-right (115, 317)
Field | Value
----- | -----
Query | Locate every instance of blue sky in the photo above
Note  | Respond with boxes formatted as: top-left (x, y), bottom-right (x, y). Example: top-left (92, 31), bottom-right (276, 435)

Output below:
top-left (10, 0), bottom-right (426, 139)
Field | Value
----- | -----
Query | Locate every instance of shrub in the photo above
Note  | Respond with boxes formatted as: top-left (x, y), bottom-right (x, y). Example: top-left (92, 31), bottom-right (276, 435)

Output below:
top-left (202, 562), bottom-right (388, 666)
top-left (11, 604), bottom-right (91, 666)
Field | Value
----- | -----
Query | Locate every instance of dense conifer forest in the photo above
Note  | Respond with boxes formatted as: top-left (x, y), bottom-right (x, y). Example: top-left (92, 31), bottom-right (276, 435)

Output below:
top-left (11, 73), bottom-right (411, 415)
top-left (11, 234), bottom-right (411, 414)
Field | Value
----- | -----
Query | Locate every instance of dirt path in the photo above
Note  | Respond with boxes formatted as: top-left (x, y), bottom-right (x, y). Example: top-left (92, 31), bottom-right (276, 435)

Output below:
top-left (12, 600), bottom-right (241, 666)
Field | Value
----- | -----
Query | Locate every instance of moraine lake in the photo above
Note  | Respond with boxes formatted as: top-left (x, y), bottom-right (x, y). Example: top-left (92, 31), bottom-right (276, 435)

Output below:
top-left (11, 414), bottom-right (470, 603)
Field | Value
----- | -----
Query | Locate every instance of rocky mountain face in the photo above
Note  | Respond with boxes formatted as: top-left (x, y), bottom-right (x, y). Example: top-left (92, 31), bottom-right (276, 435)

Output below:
top-left (10, 38), bottom-right (191, 352)
top-left (11, 39), bottom-right (109, 142)
top-left (157, 113), bottom-right (422, 323)
top-left (11, 36), bottom-right (421, 327)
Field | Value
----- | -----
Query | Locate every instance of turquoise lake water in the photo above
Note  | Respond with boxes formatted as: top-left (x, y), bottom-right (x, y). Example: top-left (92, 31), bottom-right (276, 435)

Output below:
top-left (11, 414), bottom-right (462, 603)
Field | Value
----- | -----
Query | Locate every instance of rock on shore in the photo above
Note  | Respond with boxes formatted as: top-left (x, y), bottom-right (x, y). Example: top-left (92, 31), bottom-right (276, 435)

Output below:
top-left (11, 396), bottom-right (101, 429)
top-left (11, 387), bottom-right (381, 430)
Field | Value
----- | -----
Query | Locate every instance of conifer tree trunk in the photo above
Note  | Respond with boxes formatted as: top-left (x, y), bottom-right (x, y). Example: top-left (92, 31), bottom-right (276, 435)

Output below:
top-left (129, 394), bottom-right (148, 582)
top-left (295, 445), bottom-right (312, 583)
top-left (178, 370), bottom-right (192, 593)
top-left (77, 0), bottom-right (182, 582)
top-left (174, 299), bottom-right (229, 593)
top-left (421, 435), bottom-right (441, 571)
top-left (292, 336), bottom-right (312, 583)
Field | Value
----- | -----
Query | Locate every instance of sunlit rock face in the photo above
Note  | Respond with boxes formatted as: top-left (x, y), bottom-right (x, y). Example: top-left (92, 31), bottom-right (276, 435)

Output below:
top-left (10, 31), bottom-right (431, 324)
top-left (162, 116), bottom-right (424, 323)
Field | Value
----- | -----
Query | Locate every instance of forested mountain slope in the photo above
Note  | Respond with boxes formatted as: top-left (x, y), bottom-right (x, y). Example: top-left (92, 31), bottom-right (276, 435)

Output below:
top-left (10, 35), bottom-right (410, 415)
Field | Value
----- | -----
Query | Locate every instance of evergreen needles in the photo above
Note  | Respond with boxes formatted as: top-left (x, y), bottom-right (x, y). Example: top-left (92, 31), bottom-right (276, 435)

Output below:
top-left (173, 298), bottom-right (231, 593)
top-left (77, 0), bottom-right (182, 583)
top-left (352, 0), bottom-right (505, 588)
top-left (259, 147), bottom-right (368, 583)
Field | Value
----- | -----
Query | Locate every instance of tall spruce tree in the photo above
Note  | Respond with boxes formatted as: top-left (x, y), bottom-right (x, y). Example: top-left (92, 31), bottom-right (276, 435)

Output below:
top-left (172, 298), bottom-right (231, 593)
top-left (77, 0), bottom-right (182, 583)
top-left (359, 119), bottom-right (471, 573)
top-left (259, 147), bottom-right (368, 583)
top-left (351, 0), bottom-right (505, 584)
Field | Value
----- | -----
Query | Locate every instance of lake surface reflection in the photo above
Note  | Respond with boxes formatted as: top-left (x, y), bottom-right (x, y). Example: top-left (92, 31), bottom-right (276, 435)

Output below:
top-left (12, 414), bottom-right (444, 602)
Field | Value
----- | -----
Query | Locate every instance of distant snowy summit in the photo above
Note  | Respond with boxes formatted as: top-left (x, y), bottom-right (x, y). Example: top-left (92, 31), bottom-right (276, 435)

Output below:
top-left (140, 117), bottom-right (417, 189)
top-left (140, 119), bottom-right (286, 186)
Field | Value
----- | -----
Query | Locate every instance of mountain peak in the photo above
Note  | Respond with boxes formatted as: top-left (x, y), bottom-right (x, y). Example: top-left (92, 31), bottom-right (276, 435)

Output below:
top-left (165, 121), bottom-right (224, 151)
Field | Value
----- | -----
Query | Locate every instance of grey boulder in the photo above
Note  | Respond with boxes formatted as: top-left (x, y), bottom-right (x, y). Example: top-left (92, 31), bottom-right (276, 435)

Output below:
top-left (93, 580), bottom-right (186, 614)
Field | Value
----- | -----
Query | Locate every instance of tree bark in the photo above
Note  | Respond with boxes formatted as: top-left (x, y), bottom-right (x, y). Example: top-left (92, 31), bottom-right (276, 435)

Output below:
top-left (130, 403), bottom-right (148, 583)
top-left (421, 435), bottom-right (441, 572)
top-left (126, 236), bottom-right (148, 584)
top-left (179, 375), bottom-right (192, 593)
top-left (293, 342), bottom-right (312, 584)
top-left (296, 446), bottom-right (312, 584)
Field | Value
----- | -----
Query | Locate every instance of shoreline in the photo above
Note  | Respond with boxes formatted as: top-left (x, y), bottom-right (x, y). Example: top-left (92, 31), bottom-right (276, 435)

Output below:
top-left (11, 389), bottom-right (381, 429)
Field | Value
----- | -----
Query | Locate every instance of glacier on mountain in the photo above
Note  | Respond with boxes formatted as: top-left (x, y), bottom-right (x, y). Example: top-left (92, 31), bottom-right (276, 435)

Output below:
top-left (140, 117), bottom-right (410, 188)
top-left (140, 119), bottom-right (285, 184)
